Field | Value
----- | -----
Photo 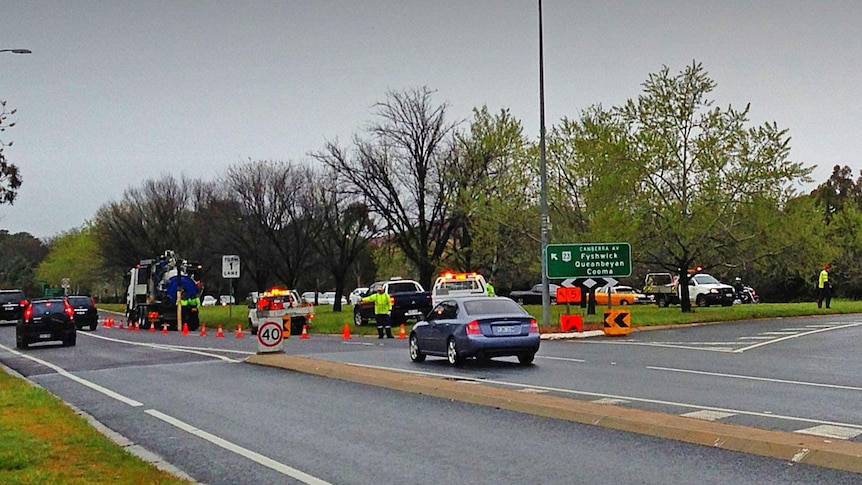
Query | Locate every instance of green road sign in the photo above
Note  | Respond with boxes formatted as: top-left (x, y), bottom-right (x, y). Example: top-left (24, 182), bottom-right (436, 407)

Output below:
top-left (546, 242), bottom-right (632, 279)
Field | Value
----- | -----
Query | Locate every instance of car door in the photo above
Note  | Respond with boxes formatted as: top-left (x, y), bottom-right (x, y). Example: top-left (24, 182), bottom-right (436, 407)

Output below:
top-left (424, 301), bottom-right (458, 353)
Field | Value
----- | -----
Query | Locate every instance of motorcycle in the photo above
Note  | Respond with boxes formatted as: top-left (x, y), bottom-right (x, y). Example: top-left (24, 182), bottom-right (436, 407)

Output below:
top-left (733, 278), bottom-right (760, 304)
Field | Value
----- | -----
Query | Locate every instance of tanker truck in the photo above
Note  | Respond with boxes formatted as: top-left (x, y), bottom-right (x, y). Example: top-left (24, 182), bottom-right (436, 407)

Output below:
top-left (124, 250), bottom-right (203, 331)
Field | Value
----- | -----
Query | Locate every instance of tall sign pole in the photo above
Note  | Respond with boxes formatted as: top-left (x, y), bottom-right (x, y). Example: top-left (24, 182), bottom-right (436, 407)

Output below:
top-left (538, 0), bottom-right (550, 328)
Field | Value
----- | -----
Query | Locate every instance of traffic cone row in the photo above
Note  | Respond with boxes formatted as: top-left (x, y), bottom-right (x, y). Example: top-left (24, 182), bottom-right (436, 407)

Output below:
top-left (99, 319), bottom-right (331, 342)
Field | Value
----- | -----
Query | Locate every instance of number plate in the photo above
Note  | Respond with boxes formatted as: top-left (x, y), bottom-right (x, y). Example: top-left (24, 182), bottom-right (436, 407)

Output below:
top-left (405, 309), bottom-right (421, 316)
top-left (39, 333), bottom-right (52, 339)
top-left (2, 304), bottom-right (14, 310)
top-left (75, 309), bottom-right (87, 314)
top-left (493, 325), bottom-right (520, 336)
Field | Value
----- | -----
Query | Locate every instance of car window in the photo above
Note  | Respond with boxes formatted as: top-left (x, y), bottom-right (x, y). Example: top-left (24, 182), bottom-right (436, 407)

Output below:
top-left (428, 301), bottom-right (457, 320)
top-left (30, 299), bottom-right (66, 314)
top-left (68, 296), bottom-right (93, 306)
top-left (388, 282), bottom-right (419, 294)
top-left (0, 291), bottom-right (25, 304)
top-left (463, 298), bottom-right (526, 316)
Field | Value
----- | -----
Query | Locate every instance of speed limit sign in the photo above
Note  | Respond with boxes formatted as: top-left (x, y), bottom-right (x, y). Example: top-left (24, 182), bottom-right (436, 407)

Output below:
top-left (256, 321), bottom-right (284, 354)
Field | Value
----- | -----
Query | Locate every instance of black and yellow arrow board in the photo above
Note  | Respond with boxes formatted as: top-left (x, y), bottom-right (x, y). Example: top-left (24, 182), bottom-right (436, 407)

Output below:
top-left (603, 309), bottom-right (631, 336)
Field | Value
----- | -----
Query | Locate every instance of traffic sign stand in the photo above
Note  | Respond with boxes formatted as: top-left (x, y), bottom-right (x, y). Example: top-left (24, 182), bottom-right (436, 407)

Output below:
top-left (256, 320), bottom-right (284, 354)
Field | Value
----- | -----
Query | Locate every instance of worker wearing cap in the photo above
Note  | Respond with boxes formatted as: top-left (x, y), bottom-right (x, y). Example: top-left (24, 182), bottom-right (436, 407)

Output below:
top-left (362, 286), bottom-right (393, 338)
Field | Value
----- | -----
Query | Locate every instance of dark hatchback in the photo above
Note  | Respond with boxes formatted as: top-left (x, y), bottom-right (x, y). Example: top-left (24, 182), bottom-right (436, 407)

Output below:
top-left (16, 297), bottom-right (77, 349)
top-left (0, 289), bottom-right (27, 325)
top-left (68, 295), bottom-right (98, 331)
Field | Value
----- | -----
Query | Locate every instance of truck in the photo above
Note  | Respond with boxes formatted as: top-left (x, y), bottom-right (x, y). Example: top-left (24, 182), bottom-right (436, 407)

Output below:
top-left (353, 277), bottom-right (432, 327)
top-left (247, 287), bottom-right (315, 336)
top-left (124, 250), bottom-right (202, 331)
top-left (430, 272), bottom-right (490, 305)
top-left (643, 271), bottom-right (735, 307)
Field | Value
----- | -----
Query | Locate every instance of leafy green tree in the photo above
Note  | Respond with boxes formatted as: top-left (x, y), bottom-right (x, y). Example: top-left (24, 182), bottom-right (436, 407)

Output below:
top-left (553, 62), bottom-right (813, 311)
top-left (811, 165), bottom-right (862, 224)
top-left (448, 106), bottom-right (538, 286)
top-left (0, 230), bottom-right (47, 294)
top-left (36, 225), bottom-right (105, 296)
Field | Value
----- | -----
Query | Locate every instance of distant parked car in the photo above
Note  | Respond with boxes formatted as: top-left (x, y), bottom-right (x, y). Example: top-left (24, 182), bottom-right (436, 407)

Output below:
top-left (348, 287), bottom-right (368, 305)
top-left (0, 289), bottom-right (27, 325)
top-left (321, 291), bottom-right (348, 306)
top-left (16, 297), bottom-right (77, 349)
top-left (301, 292), bottom-right (323, 304)
top-left (67, 295), bottom-right (98, 331)
top-left (508, 284), bottom-right (560, 305)
top-left (594, 286), bottom-right (652, 306)
top-left (201, 295), bottom-right (217, 306)
top-left (409, 296), bottom-right (540, 366)
top-left (219, 295), bottom-right (235, 306)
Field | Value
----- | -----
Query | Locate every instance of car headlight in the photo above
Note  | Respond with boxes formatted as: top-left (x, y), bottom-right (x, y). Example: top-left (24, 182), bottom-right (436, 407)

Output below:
top-left (709, 289), bottom-right (719, 294)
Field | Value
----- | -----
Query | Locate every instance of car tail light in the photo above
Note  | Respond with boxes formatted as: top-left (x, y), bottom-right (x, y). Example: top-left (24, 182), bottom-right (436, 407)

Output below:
top-left (64, 300), bottom-right (75, 318)
top-left (20, 299), bottom-right (28, 307)
top-left (23, 305), bottom-right (33, 322)
top-left (529, 318), bottom-right (539, 333)
top-left (466, 320), bottom-right (481, 335)
top-left (389, 297), bottom-right (395, 305)
top-left (307, 313), bottom-right (314, 320)
top-left (148, 311), bottom-right (159, 320)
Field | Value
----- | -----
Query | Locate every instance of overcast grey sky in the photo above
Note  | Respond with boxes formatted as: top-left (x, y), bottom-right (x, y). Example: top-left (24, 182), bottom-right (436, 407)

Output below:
top-left (1, 0), bottom-right (859, 239)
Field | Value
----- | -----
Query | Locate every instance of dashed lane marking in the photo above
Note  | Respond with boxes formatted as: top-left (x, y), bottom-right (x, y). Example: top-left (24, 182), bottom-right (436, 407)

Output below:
top-left (681, 410), bottom-right (736, 421)
top-left (795, 425), bottom-right (862, 440)
top-left (647, 366), bottom-right (862, 392)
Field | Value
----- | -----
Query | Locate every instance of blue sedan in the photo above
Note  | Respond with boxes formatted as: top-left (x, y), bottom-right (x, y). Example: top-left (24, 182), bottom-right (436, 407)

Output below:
top-left (409, 296), bottom-right (540, 366)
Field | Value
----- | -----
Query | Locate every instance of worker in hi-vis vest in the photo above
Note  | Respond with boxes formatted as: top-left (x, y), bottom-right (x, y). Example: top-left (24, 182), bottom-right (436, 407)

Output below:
top-left (362, 286), bottom-right (393, 339)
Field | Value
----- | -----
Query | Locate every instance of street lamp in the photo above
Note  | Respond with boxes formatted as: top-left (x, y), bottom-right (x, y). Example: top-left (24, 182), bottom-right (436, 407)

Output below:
top-left (0, 49), bottom-right (32, 54)
top-left (538, 0), bottom-right (550, 328)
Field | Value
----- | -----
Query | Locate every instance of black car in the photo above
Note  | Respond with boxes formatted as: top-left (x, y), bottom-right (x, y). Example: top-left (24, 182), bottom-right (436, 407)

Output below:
top-left (16, 297), bottom-right (77, 349)
top-left (0, 289), bottom-right (27, 325)
top-left (508, 283), bottom-right (559, 305)
top-left (68, 295), bottom-right (98, 331)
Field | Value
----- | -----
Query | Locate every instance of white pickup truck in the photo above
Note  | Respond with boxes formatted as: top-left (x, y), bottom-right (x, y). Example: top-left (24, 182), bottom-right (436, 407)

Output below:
top-left (431, 272), bottom-right (490, 305)
top-left (247, 287), bottom-right (315, 336)
top-left (644, 272), bottom-right (734, 307)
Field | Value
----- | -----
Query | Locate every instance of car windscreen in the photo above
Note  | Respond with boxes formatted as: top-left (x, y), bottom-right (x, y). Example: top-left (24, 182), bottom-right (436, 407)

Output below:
top-left (0, 291), bottom-right (25, 304)
top-left (463, 298), bottom-right (527, 316)
top-left (388, 282), bottom-right (420, 294)
top-left (693, 274), bottom-right (720, 285)
top-left (30, 300), bottom-right (65, 314)
top-left (68, 296), bottom-right (93, 306)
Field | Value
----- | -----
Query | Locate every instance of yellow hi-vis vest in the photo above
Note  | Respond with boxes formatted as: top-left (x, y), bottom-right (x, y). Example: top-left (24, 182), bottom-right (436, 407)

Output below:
top-left (362, 292), bottom-right (392, 315)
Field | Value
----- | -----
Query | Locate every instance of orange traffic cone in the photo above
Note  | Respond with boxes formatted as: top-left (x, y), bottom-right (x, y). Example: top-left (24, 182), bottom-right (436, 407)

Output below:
top-left (216, 325), bottom-right (224, 338)
top-left (182, 322), bottom-right (189, 336)
top-left (342, 324), bottom-right (351, 340)
top-left (132, 322), bottom-right (140, 332)
top-left (117, 319), bottom-right (124, 330)
top-left (397, 324), bottom-right (407, 339)
top-left (161, 323), bottom-right (168, 334)
top-left (199, 324), bottom-right (207, 337)
top-left (149, 321), bottom-right (156, 333)
top-left (236, 325), bottom-right (243, 339)
top-left (300, 324), bottom-right (309, 339)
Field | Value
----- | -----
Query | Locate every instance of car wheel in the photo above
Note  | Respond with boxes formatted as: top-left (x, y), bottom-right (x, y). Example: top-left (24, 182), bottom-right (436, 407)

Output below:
top-left (657, 296), bottom-right (668, 308)
top-left (63, 336), bottom-right (76, 347)
top-left (409, 334), bottom-right (425, 362)
top-left (446, 338), bottom-right (462, 366)
top-left (620, 300), bottom-right (630, 305)
top-left (696, 295), bottom-right (708, 307)
top-left (90, 322), bottom-right (98, 331)
top-left (250, 319), bottom-right (257, 335)
top-left (16, 337), bottom-right (28, 350)
top-left (518, 353), bottom-right (535, 365)
top-left (353, 309), bottom-right (364, 326)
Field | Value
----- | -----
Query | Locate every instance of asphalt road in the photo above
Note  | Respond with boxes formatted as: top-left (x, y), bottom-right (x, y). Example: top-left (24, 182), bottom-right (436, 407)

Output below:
top-left (0, 311), bottom-right (861, 484)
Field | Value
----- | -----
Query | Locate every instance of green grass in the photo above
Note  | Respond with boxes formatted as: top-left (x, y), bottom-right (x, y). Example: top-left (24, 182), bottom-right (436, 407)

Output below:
top-left (0, 370), bottom-right (194, 484)
top-left (100, 299), bottom-right (862, 334)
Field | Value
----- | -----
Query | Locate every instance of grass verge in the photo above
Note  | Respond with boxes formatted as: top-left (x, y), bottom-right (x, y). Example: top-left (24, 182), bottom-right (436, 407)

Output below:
top-left (0, 369), bottom-right (194, 484)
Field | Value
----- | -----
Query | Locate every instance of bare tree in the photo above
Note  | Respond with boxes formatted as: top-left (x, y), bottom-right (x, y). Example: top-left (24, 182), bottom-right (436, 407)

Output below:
top-left (308, 169), bottom-right (376, 311)
top-left (314, 87), bottom-right (458, 289)
top-left (224, 160), bottom-right (321, 288)
top-left (0, 101), bottom-right (22, 204)
top-left (94, 175), bottom-right (199, 270)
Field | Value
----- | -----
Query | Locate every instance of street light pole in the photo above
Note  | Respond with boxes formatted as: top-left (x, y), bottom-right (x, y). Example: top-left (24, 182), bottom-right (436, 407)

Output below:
top-left (538, 0), bottom-right (550, 328)
top-left (0, 49), bottom-right (32, 54)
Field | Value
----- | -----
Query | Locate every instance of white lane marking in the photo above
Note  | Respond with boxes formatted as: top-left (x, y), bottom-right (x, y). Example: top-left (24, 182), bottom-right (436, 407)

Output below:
top-left (734, 322), bottom-right (862, 353)
top-left (518, 388), bottom-right (548, 394)
top-left (592, 398), bottom-right (629, 405)
top-left (795, 425), bottom-right (862, 440)
top-left (581, 341), bottom-right (735, 353)
top-left (805, 324), bottom-right (838, 328)
top-left (0, 343), bottom-right (143, 407)
top-left (342, 341), bottom-right (376, 346)
top-left (647, 366), bottom-right (862, 392)
top-left (682, 410), bottom-right (736, 421)
top-left (760, 331), bottom-right (800, 335)
top-left (737, 336), bottom-right (775, 340)
top-left (347, 362), bottom-right (862, 432)
top-left (145, 409), bottom-right (332, 485)
top-left (538, 355), bottom-right (586, 363)
top-left (82, 332), bottom-right (246, 362)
